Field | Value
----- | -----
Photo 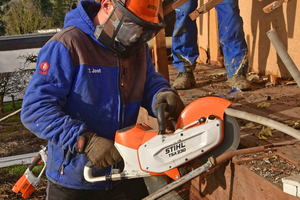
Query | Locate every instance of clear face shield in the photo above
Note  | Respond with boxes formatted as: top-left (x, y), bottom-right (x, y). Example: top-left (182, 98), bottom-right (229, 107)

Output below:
top-left (114, 19), bottom-right (143, 46)
top-left (94, 1), bottom-right (165, 57)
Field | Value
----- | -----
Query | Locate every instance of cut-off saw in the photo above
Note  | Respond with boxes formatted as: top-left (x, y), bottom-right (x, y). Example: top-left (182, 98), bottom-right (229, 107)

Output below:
top-left (84, 96), bottom-right (240, 182)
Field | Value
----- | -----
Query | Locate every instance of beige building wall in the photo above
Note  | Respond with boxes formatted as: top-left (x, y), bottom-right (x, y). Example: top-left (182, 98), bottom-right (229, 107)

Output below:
top-left (197, 0), bottom-right (300, 78)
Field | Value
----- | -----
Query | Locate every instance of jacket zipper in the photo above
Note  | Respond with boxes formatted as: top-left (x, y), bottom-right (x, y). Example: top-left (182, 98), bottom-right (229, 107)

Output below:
top-left (120, 67), bottom-right (126, 125)
top-left (121, 67), bottom-right (125, 87)
top-left (105, 56), bottom-right (124, 190)
top-left (118, 57), bottom-right (125, 129)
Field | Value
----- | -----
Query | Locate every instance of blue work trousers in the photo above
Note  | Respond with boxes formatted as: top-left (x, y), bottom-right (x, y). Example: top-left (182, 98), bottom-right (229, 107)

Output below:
top-left (172, 0), bottom-right (248, 78)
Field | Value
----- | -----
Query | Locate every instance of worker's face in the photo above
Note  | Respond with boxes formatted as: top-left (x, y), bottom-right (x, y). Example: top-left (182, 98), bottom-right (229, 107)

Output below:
top-left (95, 0), bottom-right (165, 57)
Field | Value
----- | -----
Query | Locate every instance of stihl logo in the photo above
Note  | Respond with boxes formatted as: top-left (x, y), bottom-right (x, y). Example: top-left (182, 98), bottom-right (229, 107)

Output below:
top-left (165, 142), bottom-right (186, 157)
top-left (147, 5), bottom-right (157, 10)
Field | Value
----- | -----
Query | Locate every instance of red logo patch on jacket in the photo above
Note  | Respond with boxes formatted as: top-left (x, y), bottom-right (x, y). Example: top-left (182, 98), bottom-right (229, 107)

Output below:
top-left (39, 62), bottom-right (50, 75)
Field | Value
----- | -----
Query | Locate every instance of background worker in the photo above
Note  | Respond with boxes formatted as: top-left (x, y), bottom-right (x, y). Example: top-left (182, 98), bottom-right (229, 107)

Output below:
top-left (21, 0), bottom-right (184, 199)
top-left (172, 0), bottom-right (250, 91)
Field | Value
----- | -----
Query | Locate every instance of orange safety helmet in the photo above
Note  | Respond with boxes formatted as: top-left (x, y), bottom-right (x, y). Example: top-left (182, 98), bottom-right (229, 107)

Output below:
top-left (125, 0), bottom-right (161, 23)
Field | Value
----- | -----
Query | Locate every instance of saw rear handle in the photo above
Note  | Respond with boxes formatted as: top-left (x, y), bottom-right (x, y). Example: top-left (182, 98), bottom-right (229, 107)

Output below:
top-left (84, 103), bottom-right (172, 182)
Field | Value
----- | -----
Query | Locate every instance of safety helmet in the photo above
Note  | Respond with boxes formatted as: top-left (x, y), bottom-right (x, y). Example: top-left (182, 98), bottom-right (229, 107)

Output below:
top-left (125, 0), bottom-right (160, 23)
top-left (94, 0), bottom-right (166, 57)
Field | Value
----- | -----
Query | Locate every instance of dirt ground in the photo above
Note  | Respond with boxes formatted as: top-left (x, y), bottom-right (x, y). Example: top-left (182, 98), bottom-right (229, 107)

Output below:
top-left (0, 114), bottom-right (47, 200)
top-left (1, 63), bottom-right (300, 199)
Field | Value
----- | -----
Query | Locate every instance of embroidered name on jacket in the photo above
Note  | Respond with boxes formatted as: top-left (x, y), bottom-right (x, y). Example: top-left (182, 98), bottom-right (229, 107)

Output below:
top-left (88, 68), bottom-right (102, 73)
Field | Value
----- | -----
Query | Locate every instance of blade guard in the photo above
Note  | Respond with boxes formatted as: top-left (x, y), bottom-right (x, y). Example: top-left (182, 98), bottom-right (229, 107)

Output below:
top-left (12, 146), bottom-right (47, 198)
top-left (176, 96), bottom-right (232, 129)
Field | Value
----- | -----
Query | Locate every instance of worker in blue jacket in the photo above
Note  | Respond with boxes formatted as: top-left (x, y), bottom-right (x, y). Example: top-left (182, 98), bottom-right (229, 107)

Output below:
top-left (172, 0), bottom-right (250, 91)
top-left (21, 0), bottom-right (184, 199)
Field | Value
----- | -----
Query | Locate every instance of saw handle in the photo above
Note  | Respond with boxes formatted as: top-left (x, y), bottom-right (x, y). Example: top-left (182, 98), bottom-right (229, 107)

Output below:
top-left (86, 161), bottom-right (94, 167)
top-left (157, 103), bottom-right (167, 135)
top-left (84, 161), bottom-right (124, 182)
top-left (28, 153), bottom-right (42, 171)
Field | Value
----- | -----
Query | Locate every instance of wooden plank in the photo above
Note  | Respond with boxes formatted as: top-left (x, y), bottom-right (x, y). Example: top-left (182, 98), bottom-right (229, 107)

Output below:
top-left (239, 0), bottom-right (300, 78)
top-left (208, 7), bottom-right (221, 66)
top-left (189, 184), bottom-right (206, 200)
top-left (197, 47), bottom-right (209, 64)
top-left (191, 161), bottom-right (299, 200)
top-left (189, 0), bottom-right (225, 21)
top-left (137, 107), bottom-right (158, 129)
top-left (152, 1), bottom-right (169, 81)
top-left (196, 0), bottom-right (209, 65)
top-left (263, 0), bottom-right (291, 13)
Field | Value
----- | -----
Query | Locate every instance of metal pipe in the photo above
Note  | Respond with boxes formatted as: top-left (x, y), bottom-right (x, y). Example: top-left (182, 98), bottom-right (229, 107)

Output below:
top-left (267, 29), bottom-right (300, 87)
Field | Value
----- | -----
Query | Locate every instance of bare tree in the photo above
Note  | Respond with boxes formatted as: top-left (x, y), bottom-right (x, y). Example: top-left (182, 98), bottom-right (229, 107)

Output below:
top-left (0, 72), bottom-right (11, 113)
top-left (0, 67), bottom-right (34, 113)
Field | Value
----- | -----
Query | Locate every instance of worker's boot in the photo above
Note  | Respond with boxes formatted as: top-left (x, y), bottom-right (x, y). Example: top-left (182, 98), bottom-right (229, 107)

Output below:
top-left (226, 74), bottom-right (251, 91)
top-left (172, 65), bottom-right (196, 90)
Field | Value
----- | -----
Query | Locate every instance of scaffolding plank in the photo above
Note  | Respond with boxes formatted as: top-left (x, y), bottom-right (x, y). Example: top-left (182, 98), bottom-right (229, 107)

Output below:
top-left (0, 152), bottom-right (37, 168)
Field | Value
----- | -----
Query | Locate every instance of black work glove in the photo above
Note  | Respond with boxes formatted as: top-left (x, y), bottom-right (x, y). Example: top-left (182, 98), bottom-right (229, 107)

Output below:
top-left (75, 132), bottom-right (122, 169)
top-left (154, 89), bottom-right (185, 121)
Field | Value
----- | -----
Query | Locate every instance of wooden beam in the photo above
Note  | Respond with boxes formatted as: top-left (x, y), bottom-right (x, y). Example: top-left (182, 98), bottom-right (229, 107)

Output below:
top-left (208, 7), bottom-right (221, 66)
top-left (189, 0), bottom-right (225, 21)
top-left (263, 0), bottom-right (291, 13)
top-left (153, 1), bottom-right (169, 81)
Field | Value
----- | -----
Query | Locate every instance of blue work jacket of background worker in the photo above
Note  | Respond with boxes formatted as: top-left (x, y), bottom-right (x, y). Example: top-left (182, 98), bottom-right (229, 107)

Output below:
top-left (21, 1), bottom-right (170, 190)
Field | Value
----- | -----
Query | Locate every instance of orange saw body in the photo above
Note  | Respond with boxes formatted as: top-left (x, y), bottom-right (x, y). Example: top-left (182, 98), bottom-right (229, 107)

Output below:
top-left (84, 97), bottom-right (240, 182)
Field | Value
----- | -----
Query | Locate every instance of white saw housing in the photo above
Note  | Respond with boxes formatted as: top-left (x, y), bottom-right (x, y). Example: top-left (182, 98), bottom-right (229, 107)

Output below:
top-left (138, 119), bottom-right (223, 173)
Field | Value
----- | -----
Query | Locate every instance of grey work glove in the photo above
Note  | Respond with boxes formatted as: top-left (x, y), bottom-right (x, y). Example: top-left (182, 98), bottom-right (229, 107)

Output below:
top-left (75, 132), bottom-right (122, 169)
top-left (154, 89), bottom-right (185, 121)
